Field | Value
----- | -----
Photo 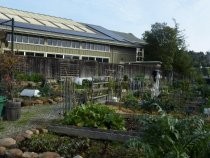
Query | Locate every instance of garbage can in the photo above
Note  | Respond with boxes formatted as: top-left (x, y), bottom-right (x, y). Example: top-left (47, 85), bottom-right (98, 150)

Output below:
top-left (0, 96), bottom-right (6, 118)
top-left (5, 100), bottom-right (21, 121)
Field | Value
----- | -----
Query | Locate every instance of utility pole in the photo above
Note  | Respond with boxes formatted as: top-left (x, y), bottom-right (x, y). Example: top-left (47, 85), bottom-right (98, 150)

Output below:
top-left (0, 18), bottom-right (15, 53)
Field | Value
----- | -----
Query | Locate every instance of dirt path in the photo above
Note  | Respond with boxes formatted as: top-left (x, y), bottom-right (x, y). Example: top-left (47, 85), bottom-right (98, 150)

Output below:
top-left (0, 104), bottom-right (63, 138)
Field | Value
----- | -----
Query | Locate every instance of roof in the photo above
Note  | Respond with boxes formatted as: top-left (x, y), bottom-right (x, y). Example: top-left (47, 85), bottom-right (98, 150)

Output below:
top-left (112, 31), bottom-right (146, 45)
top-left (0, 6), bottom-right (146, 47)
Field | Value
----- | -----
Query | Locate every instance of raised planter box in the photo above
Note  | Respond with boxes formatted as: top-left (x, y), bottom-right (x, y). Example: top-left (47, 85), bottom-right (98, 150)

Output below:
top-left (48, 125), bottom-right (142, 142)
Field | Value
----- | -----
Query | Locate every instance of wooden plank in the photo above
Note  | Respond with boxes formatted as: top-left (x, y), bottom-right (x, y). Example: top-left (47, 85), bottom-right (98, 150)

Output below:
top-left (48, 125), bottom-right (141, 142)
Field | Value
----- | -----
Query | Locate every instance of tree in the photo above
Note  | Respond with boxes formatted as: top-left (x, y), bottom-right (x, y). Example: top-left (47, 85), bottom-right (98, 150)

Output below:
top-left (143, 21), bottom-right (192, 78)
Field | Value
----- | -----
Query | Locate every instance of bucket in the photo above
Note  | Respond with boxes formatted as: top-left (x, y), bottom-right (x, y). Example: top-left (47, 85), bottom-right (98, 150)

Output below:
top-left (5, 100), bottom-right (21, 121)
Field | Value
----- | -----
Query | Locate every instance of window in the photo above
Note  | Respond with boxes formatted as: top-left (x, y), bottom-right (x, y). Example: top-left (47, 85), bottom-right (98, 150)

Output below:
top-left (52, 39), bottom-right (57, 46)
top-left (96, 58), bottom-right (102, 62)
top-left (6, 34), bottom-right (11, 41)
top-left (16, 35), bottom-right (22, 42)
top-left (35, 53), bottom-right (44, 57)
top-left (81, 42), bottom-right (86, 49)
top-left (62, 40), bottom-right (67, 47)
top-left (47, 54), bottom-right (55, 58)
top-left (82, 57), bottom-right (88, 60)
top-left (39, 38), bottom-right (45, 45)
top-left (34, 37), bottom-right (39, 44)
top-left (22, 35), bottom-right (28, 43)
top-left (26, 52), bottom-right (34, 56)
top-left (47, 39), bottom-right (52, 45)
top-left (28, 36), bottom-right (34, 43)
top-left (103, 58), bottom-right (109, 63)
top-left (136, 48), bottom-right (144, 61)
top-left (64, 55), bottom-right (72, 59)
top-left (72, 56), bottom-right (79, 60)
top-left (56, 54), bottom-right (63, 58)
top-left (57, 40), bottom-right (62, 46)
top-left (86, 43), bottom-right (90, 49)
top-left (71, 41), bottom-right (76, 48)
top-left (66, 41), bottom-right (71, 47)
top-left (90, 43), bottom-right (94, 50)
top-left (75, 42), bottom-right (80, 48)
top-left (89, 57), bottom-right (95, 61)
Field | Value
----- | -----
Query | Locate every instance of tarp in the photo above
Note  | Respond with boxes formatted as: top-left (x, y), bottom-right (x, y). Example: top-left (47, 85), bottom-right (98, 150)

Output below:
top-left (20, 89), bottom-right (40, 97)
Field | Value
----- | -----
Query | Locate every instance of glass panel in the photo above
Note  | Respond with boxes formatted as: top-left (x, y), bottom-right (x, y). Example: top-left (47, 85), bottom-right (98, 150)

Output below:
top-left (82, 57), bottom-right (88, 60)
top-left (64, 55), bottom-right (72, 59)
top-left (47, 54), bottom-right (55, 58)
top-left (26, 52), bottom-right (34, 56)
top-left (90, 43), bottom-right (94, 50)
top-left (22, 35), bottom-right (28, 43)
top-left (52, 39), bottom-right (57, 46)
top-left (56, 54), bottom-right (63, 58)
top-left (86, 43), bottom-right (90, 49)
top-left (39, 38), bottom-right (45, 45)
top-left (6, 34), bottom-right (11, 41)
top-left (28, 36), bottom-right (34, 43)
top-left (89, 57), bottom-right (95, 61)
top-left (62, 40), bottom-right (67, 47)
top-left (34, 37), bottom-right (39, 44)
top-left (47, 39), bottom-right (52, 45)
top-left (72, 56), bottom-right (79, 60)
top-left (81, 42), bottom-right (86, 49)
top-left (57, 40), bottom-right (62, 46)
top-left (35, 53), bottom-right (44, 57)
top-left (103, 58), bottom-right (109, 63)
top-left (72, 41), bottom-right (76, 48)
top-left (16, 35), bottom-right (22, 42)
top-left (96, 58), bottom-right (102, 62)
top-left (66, 41), bottom-right (71, 47)
top-left (75, 42), bottom-right (80, 48)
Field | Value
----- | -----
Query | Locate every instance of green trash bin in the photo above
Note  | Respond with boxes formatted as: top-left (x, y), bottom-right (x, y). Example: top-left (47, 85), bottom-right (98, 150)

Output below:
top-left (0, 96), bottom-right (6, 118)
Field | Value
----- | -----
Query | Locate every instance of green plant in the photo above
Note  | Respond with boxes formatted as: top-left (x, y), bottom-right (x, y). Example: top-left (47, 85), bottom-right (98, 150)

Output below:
top-left (127, 108), bottom-right (210, 158)
top-left (63, 103), bottom-right (125, 130)
top-left (39, 83), bottom-right (52, 97)
top-left (15, 73), bottom-right (44, 83)
top-left (122, 94), bottom-right (139, 109)
top-left (18, 133), bottom-right (89, 158)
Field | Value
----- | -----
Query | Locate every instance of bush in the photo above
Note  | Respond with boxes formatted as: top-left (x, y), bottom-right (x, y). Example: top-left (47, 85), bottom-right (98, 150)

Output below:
top-left (18, 133), bottom-right (89, 158)
top-left (63, 103), bottom-right (125, 130)
top-left (15, 73), bottom-right (44, 83)
top-left (122, 94), bottom-right (139, 109)
top-left (128, 110), bottom-right (210, 158)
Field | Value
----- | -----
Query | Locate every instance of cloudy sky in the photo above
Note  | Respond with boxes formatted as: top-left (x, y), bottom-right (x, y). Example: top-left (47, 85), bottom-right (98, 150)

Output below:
top-left (0, 0), bottom-right (209, 52)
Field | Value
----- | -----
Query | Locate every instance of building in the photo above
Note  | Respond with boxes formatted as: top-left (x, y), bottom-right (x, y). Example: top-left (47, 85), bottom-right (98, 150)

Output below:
top-left (0, 6), bottom-right (146, 64)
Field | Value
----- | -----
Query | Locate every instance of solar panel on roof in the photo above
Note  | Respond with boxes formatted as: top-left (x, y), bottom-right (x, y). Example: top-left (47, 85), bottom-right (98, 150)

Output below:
top-left (53, 22), bottom-right (72, 30)
top-left (38, 20), bottom-right (57, 27)
top-left (86, 24), bottom-right (126, 42)
top-left (0, 20), bottom-right (114, 41)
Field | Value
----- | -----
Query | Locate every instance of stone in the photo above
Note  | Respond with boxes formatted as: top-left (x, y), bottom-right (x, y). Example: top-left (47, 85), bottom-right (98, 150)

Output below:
top-left (5, 148), bottom-right (23, 158)
top-left (0, 138), bottom-right (16, 148)
top-left (22, 132), bottom-right (32, 139)
top-left (48, 99), bottom-right (57, 104)
top-left (14, 134), bottom-right (26, 143)
top-left (37, 128), bottom-right (48, 134)
top-left (0, 146), bottom-right (6, 155)
top-left (22, 152), bottom-right (39, 158)
top-left (25, 130), bottom-right (33, 135)
top-left (73, 155), bottom-right (83, 158)
top-left (39, 152), bottom-right (60, 158)
top-left (31, 129), bottom-right (40, 135)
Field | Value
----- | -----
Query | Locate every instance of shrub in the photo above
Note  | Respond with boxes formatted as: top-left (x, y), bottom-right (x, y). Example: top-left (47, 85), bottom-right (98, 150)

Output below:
top-left (63, 103), bottom-right (125, 130)
top-left (122, 94), bottom-right (139, 109)
top-left (128, 109), bottom-right (210, 158)
top-left (15, 73), bottom-right (44, 83)
top-left (18, 133), bottom-right (89, 158)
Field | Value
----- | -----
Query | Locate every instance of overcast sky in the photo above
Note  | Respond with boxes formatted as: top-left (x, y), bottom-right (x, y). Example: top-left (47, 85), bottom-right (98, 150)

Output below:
top-left (0, 0), bottom-right (209, 52)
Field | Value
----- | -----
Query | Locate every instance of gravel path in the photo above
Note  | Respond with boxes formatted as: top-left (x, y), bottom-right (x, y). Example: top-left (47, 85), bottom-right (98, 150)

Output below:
top-left (0, 104), bottom-right (63, 138)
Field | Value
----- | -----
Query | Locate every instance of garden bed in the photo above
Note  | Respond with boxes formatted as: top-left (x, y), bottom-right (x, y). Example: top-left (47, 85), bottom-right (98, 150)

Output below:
top-left (48, 125), bottom-right (141, 142)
